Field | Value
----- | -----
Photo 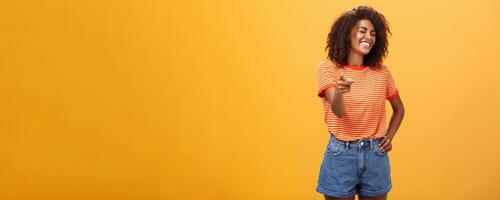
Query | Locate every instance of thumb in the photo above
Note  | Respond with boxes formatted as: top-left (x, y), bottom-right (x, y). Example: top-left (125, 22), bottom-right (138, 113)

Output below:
top-left (339, 75), bottom-right (346, 81)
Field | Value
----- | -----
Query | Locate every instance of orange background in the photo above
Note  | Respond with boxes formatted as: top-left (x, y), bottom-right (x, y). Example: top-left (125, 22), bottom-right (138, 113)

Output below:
top-left (1, 0), bottom-right (499, 199)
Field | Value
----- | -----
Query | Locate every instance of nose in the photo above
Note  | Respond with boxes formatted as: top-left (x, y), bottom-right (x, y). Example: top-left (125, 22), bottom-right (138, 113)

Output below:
top-left (365, 33), bottom-right (373, 40)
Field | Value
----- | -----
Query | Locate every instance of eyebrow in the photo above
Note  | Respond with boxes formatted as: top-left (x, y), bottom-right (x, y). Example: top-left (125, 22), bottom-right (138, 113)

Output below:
top-left (356, 26), bottom-right (376, 32)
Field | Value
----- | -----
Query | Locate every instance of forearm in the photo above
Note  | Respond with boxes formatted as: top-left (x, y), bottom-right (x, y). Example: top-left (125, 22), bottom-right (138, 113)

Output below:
top-left (386, 108), bottom-right (405, 138)
top-left (330, 92), bottom-right (345, 117)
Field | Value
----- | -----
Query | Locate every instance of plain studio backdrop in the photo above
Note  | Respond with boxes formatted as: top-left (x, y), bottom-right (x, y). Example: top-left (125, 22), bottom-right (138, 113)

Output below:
top-left (0, 0), bottom-right (499, 199)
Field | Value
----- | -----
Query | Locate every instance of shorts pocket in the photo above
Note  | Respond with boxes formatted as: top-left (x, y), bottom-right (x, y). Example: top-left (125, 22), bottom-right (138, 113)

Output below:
top-left (325, 141), bottom-right (345, 156)
top-left (375, 143), bottom-right (387, 156)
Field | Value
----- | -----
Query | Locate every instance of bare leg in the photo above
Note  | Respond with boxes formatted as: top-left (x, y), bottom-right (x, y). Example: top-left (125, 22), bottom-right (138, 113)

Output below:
top-left (359, 193), bottom-right (387, 200)
top-left (324, 195), bottom-right (355, 200)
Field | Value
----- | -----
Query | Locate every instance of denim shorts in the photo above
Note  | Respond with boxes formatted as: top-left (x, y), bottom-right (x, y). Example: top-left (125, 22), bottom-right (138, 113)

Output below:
top-left (316, 133), bottom-right (392, 198)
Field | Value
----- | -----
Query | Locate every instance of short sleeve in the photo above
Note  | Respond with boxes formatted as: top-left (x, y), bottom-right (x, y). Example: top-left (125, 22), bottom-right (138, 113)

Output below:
top-left (385, 66), bottom-right (399, 100)
top-left (317, 60), bottom-right (337, 98)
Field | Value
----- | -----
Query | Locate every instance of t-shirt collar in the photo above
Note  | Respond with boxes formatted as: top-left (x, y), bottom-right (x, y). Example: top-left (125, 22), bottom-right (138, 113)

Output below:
top-left (344, 64), bottom-right (368, 70)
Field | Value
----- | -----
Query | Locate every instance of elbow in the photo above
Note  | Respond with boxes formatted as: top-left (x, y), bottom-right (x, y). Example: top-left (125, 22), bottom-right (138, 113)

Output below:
top-left (334, 113), bottom-right (345, 118)
top-left (330, 103), bottom-right (345, 118)
top-left (333, 110), bottom-right (345, 118)
top-left (395, 106), bottom-right (405, 116)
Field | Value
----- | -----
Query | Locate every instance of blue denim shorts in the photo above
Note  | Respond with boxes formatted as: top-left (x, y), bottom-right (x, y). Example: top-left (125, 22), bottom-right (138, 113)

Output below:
top-left (316, 133), bottom-right (392, 198)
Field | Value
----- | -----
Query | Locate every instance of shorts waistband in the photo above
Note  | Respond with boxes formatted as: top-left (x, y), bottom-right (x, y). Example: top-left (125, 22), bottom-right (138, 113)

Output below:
top-left (338, 137), bottom-right (383, 142)
top-left (330, 134), bottom-right (384, 150)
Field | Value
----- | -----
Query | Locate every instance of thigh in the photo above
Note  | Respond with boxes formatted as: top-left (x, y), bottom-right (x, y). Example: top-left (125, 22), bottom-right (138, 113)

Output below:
top-left (324, 195), bottom-right (355, 200)
top-left (359, 193), bottom-right (387, 200)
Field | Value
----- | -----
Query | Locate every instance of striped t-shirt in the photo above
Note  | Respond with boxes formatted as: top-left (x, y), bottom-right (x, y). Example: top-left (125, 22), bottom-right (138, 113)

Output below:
top-left (317, 59), bottom-right (399, 141)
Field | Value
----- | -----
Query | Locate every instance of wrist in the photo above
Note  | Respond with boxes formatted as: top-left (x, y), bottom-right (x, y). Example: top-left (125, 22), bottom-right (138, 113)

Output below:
top-left (385, 133), bottom-right (395, 139)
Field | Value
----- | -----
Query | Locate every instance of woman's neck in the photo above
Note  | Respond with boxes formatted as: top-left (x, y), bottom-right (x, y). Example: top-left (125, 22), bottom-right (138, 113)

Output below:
top-left (347, 51), bottom-right (364, 66)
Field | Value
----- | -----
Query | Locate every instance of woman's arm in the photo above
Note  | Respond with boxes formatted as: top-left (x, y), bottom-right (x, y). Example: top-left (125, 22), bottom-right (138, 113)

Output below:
top-left (325, 87), bottom-right (346, 117)
top-left (324, 75), bottom-right (353, 118)
top-left (379, 95), bottom-right (405, 152)
top-left (386, 95), bottom-right (405, 138)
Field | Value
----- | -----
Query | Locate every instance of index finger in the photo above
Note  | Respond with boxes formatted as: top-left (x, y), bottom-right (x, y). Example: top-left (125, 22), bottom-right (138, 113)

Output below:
top-left (337, 81), bottom-right (353, 86)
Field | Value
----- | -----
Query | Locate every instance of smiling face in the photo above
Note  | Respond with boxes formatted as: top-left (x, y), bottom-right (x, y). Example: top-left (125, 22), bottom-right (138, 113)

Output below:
top-left (349, 19), bottom-right (376, 56)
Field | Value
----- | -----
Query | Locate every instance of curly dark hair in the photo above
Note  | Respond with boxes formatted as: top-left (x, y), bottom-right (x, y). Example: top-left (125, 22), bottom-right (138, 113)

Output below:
top-left (325, 6), bottom-right (391, 68)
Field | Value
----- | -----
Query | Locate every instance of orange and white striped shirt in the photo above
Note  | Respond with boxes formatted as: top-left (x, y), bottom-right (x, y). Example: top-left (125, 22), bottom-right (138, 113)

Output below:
top-left (317, 59), bottom-right (399, 141)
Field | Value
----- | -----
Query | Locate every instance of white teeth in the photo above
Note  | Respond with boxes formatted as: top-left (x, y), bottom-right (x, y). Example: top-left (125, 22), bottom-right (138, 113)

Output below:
top-left (360, 42), bottom-right (370, 48)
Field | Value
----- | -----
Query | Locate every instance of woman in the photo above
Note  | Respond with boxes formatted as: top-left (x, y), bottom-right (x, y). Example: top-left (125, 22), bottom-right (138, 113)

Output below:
top-left (316, 6), bottom-right (405, 200)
